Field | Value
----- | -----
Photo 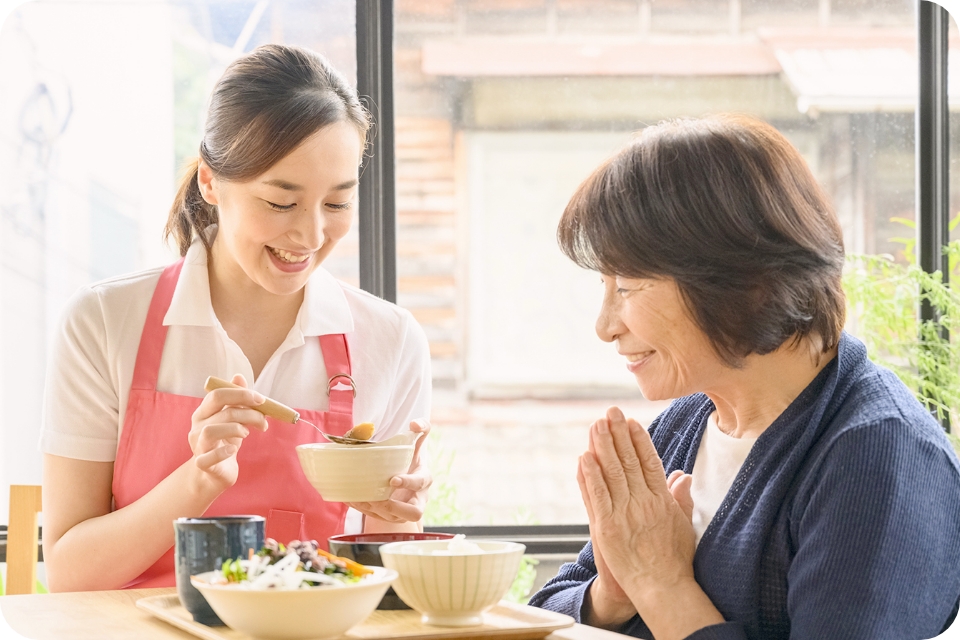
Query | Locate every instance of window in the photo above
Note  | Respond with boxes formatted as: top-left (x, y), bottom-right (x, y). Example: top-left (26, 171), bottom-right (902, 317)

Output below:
top-left (0, 0), bottom-right (954, 538)
top-left (0, 0), bottom-right (359, 521)
top-left (392, 0), bottom-right (949, 526)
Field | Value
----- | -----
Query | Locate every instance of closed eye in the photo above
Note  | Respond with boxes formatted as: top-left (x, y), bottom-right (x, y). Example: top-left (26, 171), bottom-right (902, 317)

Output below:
top-left (265, 200), bottom-right (295, 212)
top-left (327, 202), bottom-right (352, 211)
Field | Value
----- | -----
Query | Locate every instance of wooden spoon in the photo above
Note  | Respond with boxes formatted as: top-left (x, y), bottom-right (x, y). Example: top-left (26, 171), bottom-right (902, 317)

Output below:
top-left (203, 376), bottom-right (375, 445)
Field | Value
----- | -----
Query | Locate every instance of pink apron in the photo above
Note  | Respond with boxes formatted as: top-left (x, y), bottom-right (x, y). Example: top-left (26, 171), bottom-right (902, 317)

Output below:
top-left (112, 259), bottom-right (354, 588)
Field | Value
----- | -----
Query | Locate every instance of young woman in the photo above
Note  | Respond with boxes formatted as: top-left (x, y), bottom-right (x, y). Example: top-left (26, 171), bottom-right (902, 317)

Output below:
top-left (40, 44), bottom-right (433, 592)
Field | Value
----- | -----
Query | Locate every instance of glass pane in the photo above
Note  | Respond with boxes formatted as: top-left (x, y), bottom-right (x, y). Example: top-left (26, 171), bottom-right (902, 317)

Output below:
top-left (949, 10), bottom-right (960, 431)
top-left (951, 13), bottom-right (960, 246)
top-left (395, 0), bottom-right (920, 526)
top-left (0, 0), bottom-right (357, 517)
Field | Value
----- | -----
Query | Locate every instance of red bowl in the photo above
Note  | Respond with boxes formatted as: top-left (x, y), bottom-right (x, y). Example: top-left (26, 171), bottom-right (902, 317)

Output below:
top-left (328, 532), bottom-right (457, 564)
top-left (330, 532), bottom-right (456, 546)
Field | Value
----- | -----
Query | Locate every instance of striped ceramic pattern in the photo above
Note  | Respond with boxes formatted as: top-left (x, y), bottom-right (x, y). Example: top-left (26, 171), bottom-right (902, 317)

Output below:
top-left (379, 540), bottom-right (524, 616)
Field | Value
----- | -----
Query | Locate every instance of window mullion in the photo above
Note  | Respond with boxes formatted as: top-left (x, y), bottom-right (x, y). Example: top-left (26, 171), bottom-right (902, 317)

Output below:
top-left (916, 0), bottom-right (951, 432)
top-left (356, 0), bottom-right (397, 303)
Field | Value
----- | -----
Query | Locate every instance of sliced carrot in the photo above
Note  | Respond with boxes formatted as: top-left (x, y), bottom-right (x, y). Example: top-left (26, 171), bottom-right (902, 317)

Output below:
top-left (316, 548), bottom-right (373, 576)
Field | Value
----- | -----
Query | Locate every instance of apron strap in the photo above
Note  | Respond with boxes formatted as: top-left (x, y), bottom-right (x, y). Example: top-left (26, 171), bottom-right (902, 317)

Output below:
top-left (131, 259), bottom-right (355, 425)
top-left (131, 259), bottom-right (185, 391)
top-left (319, 334), bottom-right (354, 426)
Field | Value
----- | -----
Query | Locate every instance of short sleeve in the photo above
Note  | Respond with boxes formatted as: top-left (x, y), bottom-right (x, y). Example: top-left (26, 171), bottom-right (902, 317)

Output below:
top-left (374, 309), bottom-right (432, 441)
top-left (40, 286), bottom-right (121, 462)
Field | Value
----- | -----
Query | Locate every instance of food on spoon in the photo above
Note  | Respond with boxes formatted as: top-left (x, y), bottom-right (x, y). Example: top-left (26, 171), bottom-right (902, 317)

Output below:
top-left (344, 422), bottom-right (375, 441)
top-left (212, 538), bottom-right (373, 590)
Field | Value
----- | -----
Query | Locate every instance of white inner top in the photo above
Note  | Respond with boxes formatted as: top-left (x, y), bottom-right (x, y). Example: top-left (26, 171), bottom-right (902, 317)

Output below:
top-left (690, 411), bottom-right (759, 545)
top-left (40, 237), bottom-right (432, 462)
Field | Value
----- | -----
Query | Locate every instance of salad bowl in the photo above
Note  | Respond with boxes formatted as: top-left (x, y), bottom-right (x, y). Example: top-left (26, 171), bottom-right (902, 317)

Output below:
top-left (191, 565), bottom-right (397, 639)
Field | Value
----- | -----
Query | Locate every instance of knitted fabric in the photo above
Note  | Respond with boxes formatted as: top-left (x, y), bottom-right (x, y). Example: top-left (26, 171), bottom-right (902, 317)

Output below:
top-left (530, 333), bottom-right (960, 640)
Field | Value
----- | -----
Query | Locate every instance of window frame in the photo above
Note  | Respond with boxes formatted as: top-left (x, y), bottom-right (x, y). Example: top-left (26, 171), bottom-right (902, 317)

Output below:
top-left (354, 1), bottom-right (956, 538)
top-left (918, 0), bottom-right (952, 433)
top-left (356, 0), bottom-right (397, 303)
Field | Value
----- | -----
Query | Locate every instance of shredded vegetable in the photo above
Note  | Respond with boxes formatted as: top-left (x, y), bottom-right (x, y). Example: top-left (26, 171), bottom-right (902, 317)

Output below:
top-left (209, 539), bottom-right (372, 590)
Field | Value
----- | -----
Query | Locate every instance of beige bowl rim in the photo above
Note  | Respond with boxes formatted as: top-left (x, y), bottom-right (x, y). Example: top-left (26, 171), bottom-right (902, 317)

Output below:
top-left (190, 565), bottom-right (398, 590)
top-left (377, 540), bottom-right (526, 555)
top-left (295, 443), bottom-right (414, 452)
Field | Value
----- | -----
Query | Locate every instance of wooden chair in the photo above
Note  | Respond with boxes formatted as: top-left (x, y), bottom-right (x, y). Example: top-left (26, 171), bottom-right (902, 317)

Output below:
top-left (6, 485), bottom-right (42, 595)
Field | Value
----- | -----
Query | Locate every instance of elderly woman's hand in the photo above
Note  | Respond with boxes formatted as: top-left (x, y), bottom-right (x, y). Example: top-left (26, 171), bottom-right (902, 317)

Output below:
top-left (579, 458), bottom-right (638, 629)
top-left (579, 407), bottom-right (723, 638)
top-left (348, 419), bottom-right (432, 525)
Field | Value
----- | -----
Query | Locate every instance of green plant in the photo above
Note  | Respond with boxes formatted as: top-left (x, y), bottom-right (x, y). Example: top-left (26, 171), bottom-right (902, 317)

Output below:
top-left (421, 427), bottom-right (470, 527)
top-left (420, 428), bottom-right (544, 604)
top-left (501, 508), bottom-right (542, 604)
top-left (504, 556), bottom-right (540, 604)
top-left (843, 215), bottom-right (960, 448)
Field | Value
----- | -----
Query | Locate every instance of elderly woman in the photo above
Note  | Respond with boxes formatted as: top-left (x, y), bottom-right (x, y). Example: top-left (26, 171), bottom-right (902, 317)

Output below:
top-left (530, 115), bottom-right (960, 640)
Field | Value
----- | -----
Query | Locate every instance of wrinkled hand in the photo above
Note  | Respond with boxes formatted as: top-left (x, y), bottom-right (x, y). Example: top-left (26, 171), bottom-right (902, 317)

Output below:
top-left (667, 469), bottom-right (694, 524)
top-left (347, 420), bottom-right (432, 524)
top-left (188, 374), bottom-right (268, 494)
top-left (579, 453), bottom-right (636, 628)
top-left (579, 407), bottom-right (696, 615)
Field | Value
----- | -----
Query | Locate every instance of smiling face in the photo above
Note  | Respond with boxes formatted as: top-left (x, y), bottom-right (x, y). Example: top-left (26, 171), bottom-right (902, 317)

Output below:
top-left (596, 275), bottom-right (728, 401)
top-left (198, 121), bottom-right (363, 297)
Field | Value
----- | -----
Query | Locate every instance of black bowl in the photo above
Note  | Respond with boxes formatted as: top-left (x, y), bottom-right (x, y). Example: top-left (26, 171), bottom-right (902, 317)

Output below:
top-left (328, 532), bottom-right (456, 610)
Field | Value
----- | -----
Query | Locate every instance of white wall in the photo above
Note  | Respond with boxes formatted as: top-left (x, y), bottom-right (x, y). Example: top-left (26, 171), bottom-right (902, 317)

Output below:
top-left (465, 131), bottom-right (640, 397)
top-left (0, 1), bottom-right (175, 524)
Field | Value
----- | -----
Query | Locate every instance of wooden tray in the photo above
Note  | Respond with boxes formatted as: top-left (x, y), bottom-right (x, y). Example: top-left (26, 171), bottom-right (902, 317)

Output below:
top-left (136, 594), bottom-right (575, 640)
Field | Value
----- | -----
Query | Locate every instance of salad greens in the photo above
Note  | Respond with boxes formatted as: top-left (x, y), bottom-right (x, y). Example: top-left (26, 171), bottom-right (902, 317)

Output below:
top-left (215, 538), bottom-right (372, 590)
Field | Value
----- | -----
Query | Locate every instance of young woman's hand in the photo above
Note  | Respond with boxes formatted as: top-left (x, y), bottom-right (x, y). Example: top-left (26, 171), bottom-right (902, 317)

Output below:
top-left (188, 374), bottom-right (268, 495)
top-left (348, 419), bottom-right (433, 524)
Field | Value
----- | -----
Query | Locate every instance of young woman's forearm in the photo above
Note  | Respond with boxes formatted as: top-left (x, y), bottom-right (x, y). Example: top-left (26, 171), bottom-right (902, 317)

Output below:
top-left (45, 459), bottom-right (219, 592)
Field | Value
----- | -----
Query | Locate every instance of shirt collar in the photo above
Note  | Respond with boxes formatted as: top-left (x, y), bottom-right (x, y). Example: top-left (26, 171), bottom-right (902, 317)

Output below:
top-left (163, 240), bottom-right (217, 327)
top-left (300, 265), bottom-right (355, 336)
top-left (163, 236), bottom-right (355, 336)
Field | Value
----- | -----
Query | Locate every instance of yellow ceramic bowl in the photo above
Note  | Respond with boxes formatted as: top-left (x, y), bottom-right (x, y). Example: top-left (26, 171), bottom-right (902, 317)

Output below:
top-left (190, 566), bottom-right (397, 640)
top-left (296, 442), bottom-right (414, 503)
top-left (378, 539), bottom-right (526, 627)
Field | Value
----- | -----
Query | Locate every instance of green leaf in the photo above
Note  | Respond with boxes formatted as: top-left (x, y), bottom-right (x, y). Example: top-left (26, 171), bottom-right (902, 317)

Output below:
top-left (505, 556), bottom-right (540, 605)
top-left (844, 238), bottom-right (960, 431)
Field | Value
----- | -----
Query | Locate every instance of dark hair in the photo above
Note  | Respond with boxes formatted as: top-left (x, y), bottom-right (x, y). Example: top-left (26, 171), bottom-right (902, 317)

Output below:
top-left (558, 114), bottom-right (846, 366)
top-left (165, 44), bottom-right (370, 256)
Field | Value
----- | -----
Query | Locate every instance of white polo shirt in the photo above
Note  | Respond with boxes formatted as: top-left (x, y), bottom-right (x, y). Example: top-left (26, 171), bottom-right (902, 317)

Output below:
top-left (40, 238), bottom-right (432, 463)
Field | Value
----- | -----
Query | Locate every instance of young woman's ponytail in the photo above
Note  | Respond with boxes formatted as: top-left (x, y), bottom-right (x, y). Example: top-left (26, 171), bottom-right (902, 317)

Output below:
top-left (165, 157), bottom-right (217, 257)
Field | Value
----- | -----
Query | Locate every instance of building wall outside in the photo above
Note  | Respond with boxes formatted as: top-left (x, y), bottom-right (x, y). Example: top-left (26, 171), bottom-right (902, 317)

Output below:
top-left (1, 0), bottom-right (959, 528)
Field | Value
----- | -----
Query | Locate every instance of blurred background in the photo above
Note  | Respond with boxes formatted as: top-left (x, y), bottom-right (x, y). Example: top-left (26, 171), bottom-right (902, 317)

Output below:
top-left (0, 0), bottom-right (958, 546)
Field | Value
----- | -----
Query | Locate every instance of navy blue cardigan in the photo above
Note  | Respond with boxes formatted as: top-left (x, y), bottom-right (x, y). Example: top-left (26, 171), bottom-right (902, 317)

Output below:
top-left (530, 333), bottom-right (960, 639)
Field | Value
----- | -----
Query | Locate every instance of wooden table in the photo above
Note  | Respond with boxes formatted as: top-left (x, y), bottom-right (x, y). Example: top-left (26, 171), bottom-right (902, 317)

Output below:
top-left (0, 588), bottom-right (629, 640)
